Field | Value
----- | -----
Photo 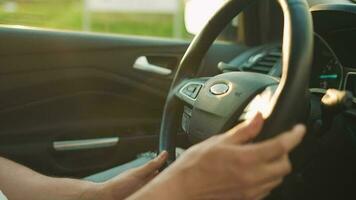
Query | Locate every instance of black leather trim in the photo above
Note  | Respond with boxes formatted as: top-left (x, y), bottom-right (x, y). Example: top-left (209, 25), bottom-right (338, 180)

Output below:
top-left (256, 0), bottom-right (313, 140)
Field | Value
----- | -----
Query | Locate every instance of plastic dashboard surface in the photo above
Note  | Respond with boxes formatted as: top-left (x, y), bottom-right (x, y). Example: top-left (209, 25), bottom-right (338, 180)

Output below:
top-left (311, 3), bottom-right (356, 102)
top-left (224, 3), bottom-right (356, 102)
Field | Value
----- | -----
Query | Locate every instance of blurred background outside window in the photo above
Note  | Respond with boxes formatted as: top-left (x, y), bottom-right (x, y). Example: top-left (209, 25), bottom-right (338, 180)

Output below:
top-left (0, 0), bottom-right (234, 40)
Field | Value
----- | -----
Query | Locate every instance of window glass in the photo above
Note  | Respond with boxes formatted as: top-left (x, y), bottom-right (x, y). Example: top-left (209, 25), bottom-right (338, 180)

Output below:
top-left (0, 0), bottom-right (189, 39)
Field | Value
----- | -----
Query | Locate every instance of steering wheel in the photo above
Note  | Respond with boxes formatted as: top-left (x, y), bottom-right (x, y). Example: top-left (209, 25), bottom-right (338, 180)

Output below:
top-left (159, 0), bottom-right (313, 164)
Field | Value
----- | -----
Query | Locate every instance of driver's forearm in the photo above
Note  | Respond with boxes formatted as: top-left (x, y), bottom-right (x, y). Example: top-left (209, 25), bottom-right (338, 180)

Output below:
top-left (0, 157), bottom-right (103, 200)
top-left (126, 167), bottom-right (185, 200)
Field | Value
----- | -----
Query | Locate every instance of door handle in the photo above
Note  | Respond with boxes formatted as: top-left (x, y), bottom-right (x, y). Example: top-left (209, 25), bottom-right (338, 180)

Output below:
top-left (133, 56), bottom-right (172, 75)
top-left (53, 137), bottom-right (119, 151)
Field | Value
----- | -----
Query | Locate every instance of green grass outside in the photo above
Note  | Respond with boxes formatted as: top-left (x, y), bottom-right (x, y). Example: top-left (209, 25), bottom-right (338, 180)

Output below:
top-left (0, 0), bottom-right (189, 38)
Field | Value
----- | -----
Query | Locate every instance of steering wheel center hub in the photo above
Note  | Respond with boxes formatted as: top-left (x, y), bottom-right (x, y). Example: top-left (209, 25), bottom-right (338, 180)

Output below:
top-left (188, 72), bottom-right (278, 141)
top-left (210, 83), bottom-right (230, 95)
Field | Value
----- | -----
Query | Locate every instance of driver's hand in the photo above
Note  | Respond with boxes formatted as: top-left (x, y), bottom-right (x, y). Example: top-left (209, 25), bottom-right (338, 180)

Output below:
top-left (98, 151), bottom-right (168, 200)
top-left (128, 113), bottom-right (306, 200)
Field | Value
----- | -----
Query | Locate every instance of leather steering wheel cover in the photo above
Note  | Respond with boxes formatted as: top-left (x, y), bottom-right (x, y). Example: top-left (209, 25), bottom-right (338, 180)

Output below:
top-left (159, 0), bottom-right (313, 162)
top-left (257, 0), bottom-right (314, 140)
top-left (257, 0), bottom-right (313, 141)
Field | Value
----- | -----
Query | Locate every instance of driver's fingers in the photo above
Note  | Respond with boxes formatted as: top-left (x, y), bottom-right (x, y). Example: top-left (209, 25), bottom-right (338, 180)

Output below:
top-left (241, 178), bottom-right (283, 200)
top-left (224, 112), bottom-right (264, 144)
top-left (131, 151), bottom-right (168, 178)
top-left (143, 170), bottom-right (160, 183)
top-left (255, 155), bottom-right (291, 184)
top-left (244, 125), bottom-right (306, 162)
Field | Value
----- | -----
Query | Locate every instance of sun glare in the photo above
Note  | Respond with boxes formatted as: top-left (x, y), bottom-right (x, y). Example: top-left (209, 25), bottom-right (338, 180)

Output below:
top-left (184, 0), bottom-right (226, 34)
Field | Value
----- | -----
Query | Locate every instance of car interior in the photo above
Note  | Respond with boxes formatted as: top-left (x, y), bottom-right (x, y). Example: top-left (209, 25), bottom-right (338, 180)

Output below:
top-left (0, 0), bottom-right (355, 199)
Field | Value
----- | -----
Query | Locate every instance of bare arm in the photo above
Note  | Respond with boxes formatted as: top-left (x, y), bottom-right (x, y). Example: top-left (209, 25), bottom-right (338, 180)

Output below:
top-left (0, 157), bottom-right (103, 200)
top-left (0, 152), bottom-right (167, 200)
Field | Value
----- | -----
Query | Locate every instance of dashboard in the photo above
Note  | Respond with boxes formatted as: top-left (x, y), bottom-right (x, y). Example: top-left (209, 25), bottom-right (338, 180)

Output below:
top-left (221, 3), bottom-right (356, 103)
top-left (311, 3), bottom-right (356, 103)
top-left (310, 33), bottom-right (344, 91)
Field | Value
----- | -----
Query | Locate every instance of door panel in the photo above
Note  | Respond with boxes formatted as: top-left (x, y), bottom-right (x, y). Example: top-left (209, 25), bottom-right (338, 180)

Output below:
top-left (0, 26), bottom-right (247, 177)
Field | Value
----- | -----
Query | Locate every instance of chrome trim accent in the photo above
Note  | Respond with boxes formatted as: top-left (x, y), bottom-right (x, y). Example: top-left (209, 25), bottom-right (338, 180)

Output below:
top-left (53, 137), bottom-right (119, 151)
top-left (210, 83), bottom-right (229, 95)
top-left (309, 88), bottom-right (327, 94)
top-left (133, 56), bottom-right (172, 75)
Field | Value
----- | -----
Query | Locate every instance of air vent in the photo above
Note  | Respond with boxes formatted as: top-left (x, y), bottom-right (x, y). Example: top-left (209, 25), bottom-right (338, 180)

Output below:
top-left (243, 48), bottom-right (282, 74)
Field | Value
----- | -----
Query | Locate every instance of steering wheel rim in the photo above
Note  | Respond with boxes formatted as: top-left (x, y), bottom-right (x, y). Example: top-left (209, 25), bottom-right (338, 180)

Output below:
top-left (159, 0), bottom-right (313, 164)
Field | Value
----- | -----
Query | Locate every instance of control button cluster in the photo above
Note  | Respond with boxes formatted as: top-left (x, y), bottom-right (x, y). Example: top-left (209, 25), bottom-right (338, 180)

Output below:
top-left (181, 83), bottom-right (203, 99)
top-left (182, 106), bottom-right (192, 133)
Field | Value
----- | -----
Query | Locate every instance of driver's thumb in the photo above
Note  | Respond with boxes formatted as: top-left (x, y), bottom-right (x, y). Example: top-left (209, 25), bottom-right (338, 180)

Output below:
top-left (224, 113), bottom-right (264, 144)
top-left (133, 151), bottom-right (168, 177)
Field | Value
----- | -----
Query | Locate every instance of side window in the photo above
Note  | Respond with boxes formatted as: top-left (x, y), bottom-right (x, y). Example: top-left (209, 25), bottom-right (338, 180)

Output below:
top-left (0, 0), bottom-right (188, 39)
top-left (0, 0), bottom-right (238, 41)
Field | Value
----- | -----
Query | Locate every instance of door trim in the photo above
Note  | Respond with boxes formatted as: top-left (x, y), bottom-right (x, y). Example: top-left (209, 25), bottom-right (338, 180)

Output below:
top-left (53, 137), bottom-right (119, 151)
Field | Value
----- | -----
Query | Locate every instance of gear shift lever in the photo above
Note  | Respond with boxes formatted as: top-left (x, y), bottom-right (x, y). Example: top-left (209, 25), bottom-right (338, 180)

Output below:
top-left (320, 89), bottom-right (353, 131)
